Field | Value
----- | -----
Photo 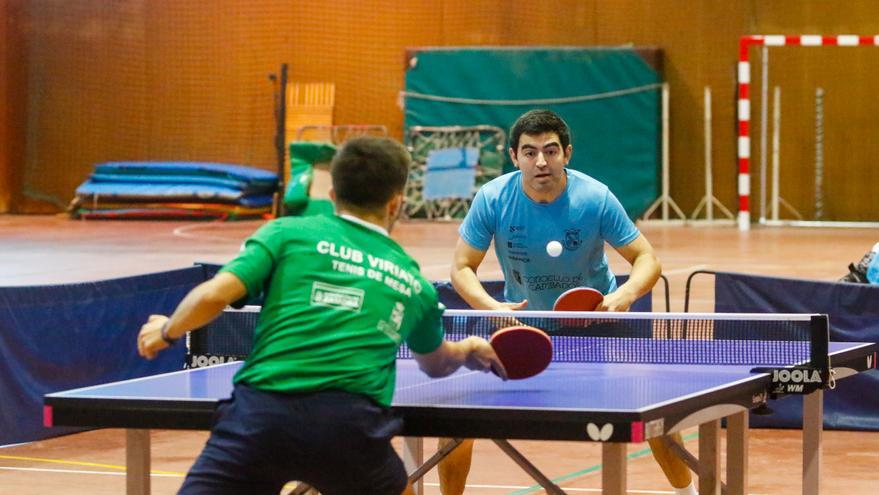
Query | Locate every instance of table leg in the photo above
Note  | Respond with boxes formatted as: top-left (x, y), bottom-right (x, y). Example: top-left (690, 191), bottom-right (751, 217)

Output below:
top-left (698, 420), bottom-right (721, 495)
top-left (803, 390), bottom-right (823, 495)
top-left (406, 438), bottom-right (463, 487)
top-left (126, 429), bottom-right (150, 495)
top-left (601, 443), bottom-right (626, 495)
top-left (493, 440), bottom-right (566, 494)
top-left (402, 437), bottom-right (424, 495)
top-left (726, 411), bottom-right (748, 495)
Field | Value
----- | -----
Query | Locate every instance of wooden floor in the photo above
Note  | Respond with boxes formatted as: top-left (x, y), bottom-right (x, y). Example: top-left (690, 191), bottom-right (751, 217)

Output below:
top-left (1, 214), bottom-right (877, 494)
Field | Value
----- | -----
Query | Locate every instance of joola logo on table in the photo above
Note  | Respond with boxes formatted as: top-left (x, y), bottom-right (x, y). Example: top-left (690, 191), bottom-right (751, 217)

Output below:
top-left (187, 354), bottom-right (241, 368)
top-left (771, 368), bottom-right (822, 384)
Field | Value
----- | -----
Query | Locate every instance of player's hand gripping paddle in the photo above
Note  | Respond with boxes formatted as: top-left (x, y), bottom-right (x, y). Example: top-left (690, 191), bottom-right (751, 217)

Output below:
top-left (553, 287), bottom-right (604, 311)
top-left (489, 326), bottom-right (553, 380)
top-left (553, 287), bottom-right (605, 333)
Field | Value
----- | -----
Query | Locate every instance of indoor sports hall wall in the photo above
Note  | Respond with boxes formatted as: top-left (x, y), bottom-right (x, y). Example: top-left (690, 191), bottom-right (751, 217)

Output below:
top-left (2, 1), bottom-right (878, 221)
top-left (0, 1), bottom-right (24, 213)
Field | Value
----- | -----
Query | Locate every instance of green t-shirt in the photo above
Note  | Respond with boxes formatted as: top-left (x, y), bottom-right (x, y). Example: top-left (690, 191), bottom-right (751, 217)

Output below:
top-left (219, 214), bottom-right (444, 407)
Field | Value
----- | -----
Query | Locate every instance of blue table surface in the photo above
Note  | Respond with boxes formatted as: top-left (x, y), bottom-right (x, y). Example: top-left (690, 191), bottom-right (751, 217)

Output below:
top-left (49, 342), bottom-right (871, 413)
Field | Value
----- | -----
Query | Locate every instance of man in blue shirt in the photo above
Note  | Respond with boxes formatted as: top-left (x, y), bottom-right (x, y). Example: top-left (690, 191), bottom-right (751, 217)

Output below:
top-left (441, 109), bottom-right (696, 495)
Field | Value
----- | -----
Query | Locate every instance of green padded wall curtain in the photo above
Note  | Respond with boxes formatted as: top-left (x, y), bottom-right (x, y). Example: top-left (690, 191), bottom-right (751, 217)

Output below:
top-left (403, 46), bottom-right (661, 219)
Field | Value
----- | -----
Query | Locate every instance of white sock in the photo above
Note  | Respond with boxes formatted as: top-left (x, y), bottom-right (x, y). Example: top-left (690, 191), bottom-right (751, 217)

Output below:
top-left (674, 481), bottom-right (697, 495)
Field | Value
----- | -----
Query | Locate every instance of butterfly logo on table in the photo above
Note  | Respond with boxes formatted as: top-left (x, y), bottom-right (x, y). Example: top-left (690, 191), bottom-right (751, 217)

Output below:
top-left (586, 422), bottom-right (614, 441)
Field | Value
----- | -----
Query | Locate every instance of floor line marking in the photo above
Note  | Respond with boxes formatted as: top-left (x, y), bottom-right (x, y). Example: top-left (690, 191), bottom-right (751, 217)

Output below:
top-left (0, 454), bottom-right (177, 475)
top-left (0, 466), bottom-right (183, 477)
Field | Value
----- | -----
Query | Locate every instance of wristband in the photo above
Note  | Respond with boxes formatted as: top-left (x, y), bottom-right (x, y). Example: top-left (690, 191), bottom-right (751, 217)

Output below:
top-left (160, 321), bottom-right (179, 345)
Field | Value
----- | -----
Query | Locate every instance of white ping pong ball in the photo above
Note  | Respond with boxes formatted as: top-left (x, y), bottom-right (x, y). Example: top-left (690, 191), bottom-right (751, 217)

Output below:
top-left (546, 240), bottom-right (563, 257)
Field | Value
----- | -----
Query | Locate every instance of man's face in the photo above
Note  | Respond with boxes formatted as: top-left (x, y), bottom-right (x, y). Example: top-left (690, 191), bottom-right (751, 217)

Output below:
top-left (510, 132), bottom-right (571, 201)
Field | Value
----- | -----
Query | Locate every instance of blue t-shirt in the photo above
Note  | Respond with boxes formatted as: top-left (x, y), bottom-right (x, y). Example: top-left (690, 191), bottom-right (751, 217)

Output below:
top-left (459, 169), bottom-right (640, 309)
top-left (867, 246), bottom-right (879, 285)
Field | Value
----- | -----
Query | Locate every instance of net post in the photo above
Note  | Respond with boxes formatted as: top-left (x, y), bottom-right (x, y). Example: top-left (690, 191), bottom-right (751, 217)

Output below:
top-left (810, 314), bottom-right (830, 384)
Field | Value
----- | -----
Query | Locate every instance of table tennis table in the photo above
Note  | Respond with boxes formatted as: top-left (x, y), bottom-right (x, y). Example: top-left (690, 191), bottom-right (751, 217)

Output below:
top-left (44, 308), bottom-right (876, 495)
top-left (45, 335), bottom-right (875, 495)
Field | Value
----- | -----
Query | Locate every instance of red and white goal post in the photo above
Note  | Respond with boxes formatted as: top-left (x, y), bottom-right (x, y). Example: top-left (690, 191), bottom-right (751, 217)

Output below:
top-left (736, 34), bottom-right (879, 231)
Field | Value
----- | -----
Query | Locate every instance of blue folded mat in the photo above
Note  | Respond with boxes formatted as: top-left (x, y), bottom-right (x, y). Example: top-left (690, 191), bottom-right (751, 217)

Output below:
top-left (89, 173), bottom-right (274, 194)
top-left (94, 162), bottom-right (277, 188)
top-left (75, 182), bottom-right (274, 207)
top-left (71, 161), bottom-right (278, 221)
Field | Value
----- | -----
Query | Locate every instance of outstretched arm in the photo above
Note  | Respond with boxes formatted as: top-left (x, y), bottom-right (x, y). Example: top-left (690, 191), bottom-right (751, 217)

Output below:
top-left (603, 234), bottom-right (661, 312)
top-left (137, 272), bottom-right (248, 359)
top-left (450, 237), bottom-right (527, 310)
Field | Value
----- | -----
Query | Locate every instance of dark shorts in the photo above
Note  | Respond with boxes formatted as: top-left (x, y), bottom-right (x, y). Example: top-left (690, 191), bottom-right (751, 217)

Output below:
top-left (179, 383), bottom-right (407, 495)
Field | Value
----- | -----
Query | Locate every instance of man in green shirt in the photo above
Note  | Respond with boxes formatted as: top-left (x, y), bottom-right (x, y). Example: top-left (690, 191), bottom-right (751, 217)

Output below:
top-left (138, 136), bottom-right (505, 495)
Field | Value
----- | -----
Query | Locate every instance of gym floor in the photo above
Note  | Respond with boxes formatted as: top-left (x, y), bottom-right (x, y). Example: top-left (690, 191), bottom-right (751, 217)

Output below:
top-left (1, 215), bottom-right (876, 494)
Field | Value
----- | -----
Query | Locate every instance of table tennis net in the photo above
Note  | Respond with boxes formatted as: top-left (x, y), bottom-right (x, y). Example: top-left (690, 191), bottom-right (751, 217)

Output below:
top-left (187, 308), bottom-right (828, 368)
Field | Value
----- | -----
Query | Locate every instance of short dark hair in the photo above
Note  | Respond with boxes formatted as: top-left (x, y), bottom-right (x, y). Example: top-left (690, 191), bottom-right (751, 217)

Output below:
top-left (330, 136), bottom-right (410, 211)
top-left (509, 109), bottom-right (572, 154)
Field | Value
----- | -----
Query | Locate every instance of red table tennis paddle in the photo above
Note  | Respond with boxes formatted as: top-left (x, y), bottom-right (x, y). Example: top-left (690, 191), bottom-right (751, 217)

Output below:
top-left (553, 287), bottom-right (604, 311)
top-left (489, 325), bottom-right (553, 380)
